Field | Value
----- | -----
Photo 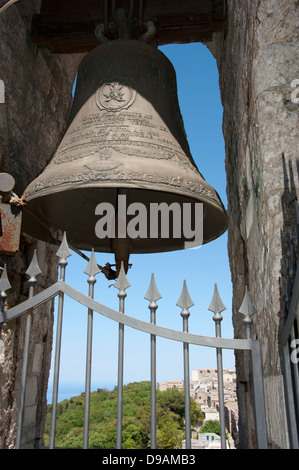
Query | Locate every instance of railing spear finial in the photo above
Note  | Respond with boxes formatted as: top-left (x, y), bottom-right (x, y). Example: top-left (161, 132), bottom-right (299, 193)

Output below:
top-left (0, 265), bottom-right (11, 324)
top-left (25, 250), bottom-right (41, 293)
top-left (208, 283), bottom-right (226, 322)
top-left (114, 262), bottom-right (131, 302)
top-left (55, 232), bottom-right (72, 281)
top-left (176, 280), bottom-right (194, 321)
top-left (239, 286), bottom-right (256, 339)
top-left (84, 248), bottom-right (101, 284)
top-left (0, 265), bottom-right (11, 298)
top-left (144, 273), bottom-right (162, 307)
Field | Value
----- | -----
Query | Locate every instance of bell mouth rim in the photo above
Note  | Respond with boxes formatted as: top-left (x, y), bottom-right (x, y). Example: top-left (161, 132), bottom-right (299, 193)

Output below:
top-left (22, 183), bottom-right (228, 255)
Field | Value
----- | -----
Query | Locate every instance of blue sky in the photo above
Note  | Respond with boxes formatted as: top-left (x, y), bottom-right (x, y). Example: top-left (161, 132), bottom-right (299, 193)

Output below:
top-left (48, 42), bottom-right (234, 400)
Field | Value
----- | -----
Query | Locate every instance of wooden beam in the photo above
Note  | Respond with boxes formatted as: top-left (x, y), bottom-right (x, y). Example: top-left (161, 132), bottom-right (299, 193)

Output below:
top-left (39, 0), bottom-right (214, 18)
top-left (31, 0), bottom-right (226, 53)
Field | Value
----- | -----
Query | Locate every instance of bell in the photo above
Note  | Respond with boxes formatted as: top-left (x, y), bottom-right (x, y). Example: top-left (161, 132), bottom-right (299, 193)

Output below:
top-left (22, 38), bottom-right (227, 272)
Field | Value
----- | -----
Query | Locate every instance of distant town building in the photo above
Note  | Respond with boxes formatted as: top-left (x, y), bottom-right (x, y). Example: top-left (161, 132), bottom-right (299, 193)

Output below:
top-left (158, 368), bottom-right (239, 448)
top-left (182, 433), bottom-right (225, 449)
top-left (203, 409), bottom-right (219, 422)
top-left (157, 380), bottom-right (184, 391)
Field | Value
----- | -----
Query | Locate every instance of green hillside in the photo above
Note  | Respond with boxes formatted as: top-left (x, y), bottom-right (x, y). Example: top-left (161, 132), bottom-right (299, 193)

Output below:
top-left (44, 381), bottom-right (204, 449)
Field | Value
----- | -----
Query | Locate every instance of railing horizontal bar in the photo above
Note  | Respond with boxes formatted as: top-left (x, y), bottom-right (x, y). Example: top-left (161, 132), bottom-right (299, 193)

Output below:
top-left (2, 281), bottom-right (253, 350)
top-left (0, 282), bottom-right (61, 323)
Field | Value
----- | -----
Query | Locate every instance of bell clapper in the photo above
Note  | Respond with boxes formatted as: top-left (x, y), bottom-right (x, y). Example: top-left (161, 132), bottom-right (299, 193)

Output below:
top-left (112, 187), bottom-right (132, 276)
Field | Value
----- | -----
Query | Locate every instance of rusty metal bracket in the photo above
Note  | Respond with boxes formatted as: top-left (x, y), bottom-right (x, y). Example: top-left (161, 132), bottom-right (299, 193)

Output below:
top-left (0, 173), bottom-right (23, 256)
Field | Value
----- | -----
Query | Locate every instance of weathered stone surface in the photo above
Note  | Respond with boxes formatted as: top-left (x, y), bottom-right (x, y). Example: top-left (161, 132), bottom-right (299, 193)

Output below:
top-left (208, 0), bottom-right (299, 449)
top-left (0, 2), bottom-right (82, 448)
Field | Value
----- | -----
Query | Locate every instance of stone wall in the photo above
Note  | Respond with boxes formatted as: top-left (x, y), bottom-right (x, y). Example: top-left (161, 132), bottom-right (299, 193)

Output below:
top-left (209, 0), bottom-right (299, 448)
top-left (0, 1), bottom-right (81, 447)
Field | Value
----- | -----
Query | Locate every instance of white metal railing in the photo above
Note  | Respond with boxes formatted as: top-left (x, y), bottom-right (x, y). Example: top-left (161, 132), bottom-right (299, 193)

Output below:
top-left (0, 233), bottom-right (268, 449)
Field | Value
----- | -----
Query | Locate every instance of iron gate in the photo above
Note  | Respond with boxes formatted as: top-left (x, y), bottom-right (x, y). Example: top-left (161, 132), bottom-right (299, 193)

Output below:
top-left (0, 233), bottom-right (268, 449)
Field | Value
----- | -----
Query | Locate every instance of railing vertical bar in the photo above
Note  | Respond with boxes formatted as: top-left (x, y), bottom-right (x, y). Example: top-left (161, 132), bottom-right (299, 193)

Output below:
top-left (49, 233), bottom-right (71, 449)
top-left (250, 341), bottom-right (268, 449)
top-left (0, 265), bottom-right (11, 334)
top-left (144, 273), bottom-right (161, 450)
top-left (116, 322), bottom-right (124, 449)
top-left (208, 283), bottom-right (227, 449)
top-left (83, 250), bottom-right (100, 449)
top-left (15, 311), bottom-right (32, 448)
top-left (215, 323), bottom-right (226, 449)
top-left (176, 280), bottom-right (193, 450)
top-left (183, 338), bottom-right (191, 449)
top-left (239, 286), bottom-right (268, 447)
top-left (0, 294), bottom-right (4, 322)
top-left (114, 263), bottom-right (130, 450)
top-left (15, 250), bottom-right (41, 449)
top-left (49, 290), bottom-right (65, 449)
top-left (83, 307), bottom-right (93, 449)
top-left (150, 326), bottom-right (156, 449)
top-left (216, 346), bottom-right (226, 448)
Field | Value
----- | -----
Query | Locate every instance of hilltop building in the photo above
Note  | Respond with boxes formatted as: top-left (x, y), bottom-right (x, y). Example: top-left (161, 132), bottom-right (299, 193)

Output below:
top-left (158, 368), bottom-right (239, 446)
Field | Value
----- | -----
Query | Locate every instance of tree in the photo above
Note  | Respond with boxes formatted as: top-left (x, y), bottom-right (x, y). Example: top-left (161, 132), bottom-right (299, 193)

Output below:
top-left (157, 387), bottom-right (204, 427)
top-left (199, 419), bottom-right (221, 435)
top-left (199, 419), bottom-right (228, 443)
top-left (156, 409), bottom-right (184, 449)
top-left (44, 381), bottom-right (204, 449)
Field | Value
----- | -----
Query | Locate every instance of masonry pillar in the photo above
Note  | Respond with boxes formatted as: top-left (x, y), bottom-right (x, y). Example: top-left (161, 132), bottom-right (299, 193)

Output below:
top-left (208, 0), bottom-right (298, 448)
top-left (0, 1), bottom-right (82, 448)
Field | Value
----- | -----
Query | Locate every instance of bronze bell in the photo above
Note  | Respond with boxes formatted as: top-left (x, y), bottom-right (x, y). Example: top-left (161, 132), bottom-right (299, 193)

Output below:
top-left (22, 38), bottom-right (227, 272)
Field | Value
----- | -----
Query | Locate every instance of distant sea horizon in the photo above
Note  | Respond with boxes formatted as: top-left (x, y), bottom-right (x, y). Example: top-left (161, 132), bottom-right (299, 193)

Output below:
top-left (46, 381), bottom-right (117, 404)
